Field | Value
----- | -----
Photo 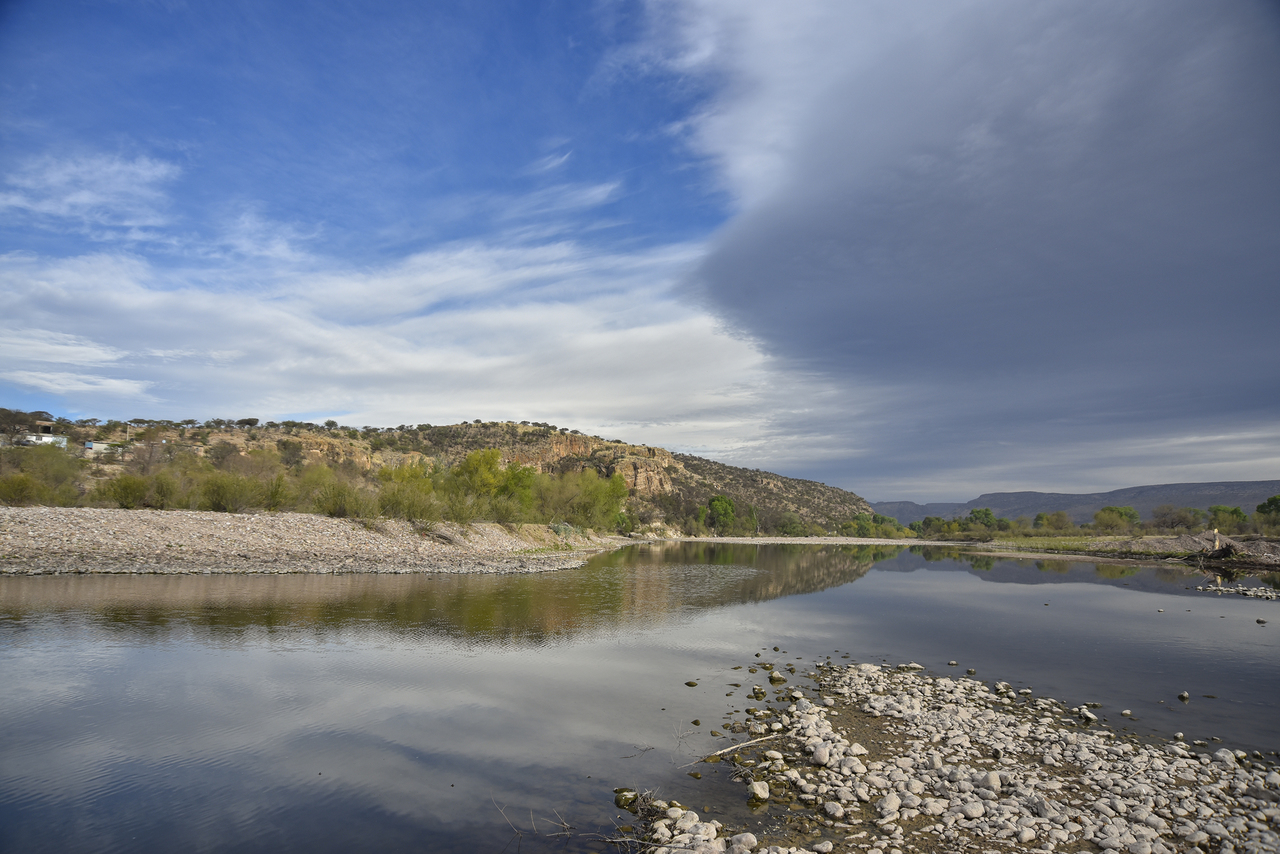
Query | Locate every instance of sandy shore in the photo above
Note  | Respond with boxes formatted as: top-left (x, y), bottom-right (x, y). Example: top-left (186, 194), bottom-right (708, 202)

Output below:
top-left (0, 506), bottom-right (627, 575)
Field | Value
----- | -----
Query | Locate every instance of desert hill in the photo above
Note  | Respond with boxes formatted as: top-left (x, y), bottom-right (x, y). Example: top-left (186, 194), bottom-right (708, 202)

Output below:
top-left (872, 480), bottom-right (1280, 525)
top-left (2, 411), bottom-right (873, 532)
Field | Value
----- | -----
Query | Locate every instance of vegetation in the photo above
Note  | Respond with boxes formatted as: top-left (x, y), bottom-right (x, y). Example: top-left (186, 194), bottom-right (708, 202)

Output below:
top-left (5, 407), bottom-right (1276, 540)
top-left (0, 410), bottom-right (631, 531)
top-left (906, 498), bottom-right (1280, 540)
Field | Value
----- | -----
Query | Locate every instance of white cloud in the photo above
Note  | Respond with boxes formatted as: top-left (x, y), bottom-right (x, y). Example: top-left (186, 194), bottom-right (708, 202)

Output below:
top-left (524, 151), bottom-right (572, 174)
top-left (0, 240), bottom-right (781, 452)
top-left (0, 153), bottom-right (181, 236)
top-left (0, 329), bottom-right (125, 366)
top-left (1, 370), bottom-right (154, 399)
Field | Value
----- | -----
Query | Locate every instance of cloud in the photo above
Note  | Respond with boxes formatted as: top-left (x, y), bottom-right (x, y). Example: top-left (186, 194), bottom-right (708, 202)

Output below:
top-left (0, 240), bottom-right (776, 450)
top-left (0, 153), bottom-right (181, 238)
top-left (523, 151), bottom-right (572, 175)
top-left (1, 370), bottom-right (154, 399)
top-left (639, 0), bottom-right (1280, 498)
top-left (497, 181), bottom-right (621, 221)
top-left (0, 329), bottom-right (125, 366)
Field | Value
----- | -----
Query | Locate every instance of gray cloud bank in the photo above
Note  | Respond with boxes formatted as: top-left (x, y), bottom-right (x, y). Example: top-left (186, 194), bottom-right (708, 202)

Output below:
top-left (678, 1), bottom-right (1280, 499)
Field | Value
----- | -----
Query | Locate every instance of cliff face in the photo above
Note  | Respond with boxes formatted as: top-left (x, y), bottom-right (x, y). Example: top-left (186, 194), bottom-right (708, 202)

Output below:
top-left (77, 419), bottom-right (873, 530)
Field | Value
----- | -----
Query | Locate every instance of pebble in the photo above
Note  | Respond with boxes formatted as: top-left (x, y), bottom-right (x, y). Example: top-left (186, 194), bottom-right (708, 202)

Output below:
top-left (0, 507), bottom-right (617, 575)
top-left (636, 659), bottom-right (1280, 854)
top-left (1194, 583), bottom-right (1278, 601)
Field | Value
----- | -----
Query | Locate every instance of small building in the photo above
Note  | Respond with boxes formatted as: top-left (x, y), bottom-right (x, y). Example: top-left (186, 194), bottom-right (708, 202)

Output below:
top-left (22, 421), bottom-right (68, 449)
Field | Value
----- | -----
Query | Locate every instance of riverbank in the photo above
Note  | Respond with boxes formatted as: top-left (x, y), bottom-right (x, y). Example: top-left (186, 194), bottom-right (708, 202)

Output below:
top-left (978, 531), bottom-right (1280, 574)
top-left (623, 660), bottom-right (1280, 854)
top-left (677, 533), bottom-right (1280, 576)
top-left (0, 506), bottom-right (626, 574)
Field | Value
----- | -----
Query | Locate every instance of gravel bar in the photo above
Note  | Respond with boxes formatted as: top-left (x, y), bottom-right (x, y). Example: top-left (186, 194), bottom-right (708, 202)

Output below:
top-left (0, 506), bottom-right (625, 574)
top-left (628, 662), bottom-right (1279, 854)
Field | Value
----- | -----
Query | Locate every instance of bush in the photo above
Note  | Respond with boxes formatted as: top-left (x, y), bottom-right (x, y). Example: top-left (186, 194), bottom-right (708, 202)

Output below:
top-left (313, 482), bottom-right (375, 518)
top-left (150, 473), bottom-right (180, 509)
top-left (262, 474), bottom-right (292, 511)
top-left (202, 472), bottom-right (260, 513)
top-left (378, 481), bottom-right (440, 522)
top-left (106, 474), bottom-right (150, 509)
top-left (0, 473), bottom-right (41, 506)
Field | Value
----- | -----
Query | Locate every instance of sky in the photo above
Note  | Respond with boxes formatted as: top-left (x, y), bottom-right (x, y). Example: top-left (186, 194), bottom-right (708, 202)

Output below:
top-left (2, 0), bottom-right (1278, 502)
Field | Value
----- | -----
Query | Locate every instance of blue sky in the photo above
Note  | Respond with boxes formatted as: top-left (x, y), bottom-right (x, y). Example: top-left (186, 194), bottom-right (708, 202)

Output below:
top-left (3, 0), bottom-right (1279, 502)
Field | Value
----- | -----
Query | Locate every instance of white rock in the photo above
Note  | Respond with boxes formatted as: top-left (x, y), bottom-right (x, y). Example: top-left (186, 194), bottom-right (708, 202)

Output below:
top-left (747, 781), bottom-right (769, 800)
top-left (878, 792), bottom-right (902, 813)
top-left (824, 801), bottom-right (844, 819)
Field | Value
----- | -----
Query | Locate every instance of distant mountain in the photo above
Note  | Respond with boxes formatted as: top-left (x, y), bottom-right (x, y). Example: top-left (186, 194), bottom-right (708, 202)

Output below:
top-left (871, 481), bottom-right (1280, 525)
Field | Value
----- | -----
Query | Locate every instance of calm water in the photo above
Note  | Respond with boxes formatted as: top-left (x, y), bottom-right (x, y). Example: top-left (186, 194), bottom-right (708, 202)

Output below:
top-left (1, 543), bottom-right (1277, 853)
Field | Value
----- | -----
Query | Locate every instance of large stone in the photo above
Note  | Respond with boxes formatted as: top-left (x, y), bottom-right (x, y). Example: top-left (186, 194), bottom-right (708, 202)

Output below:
top-left (747, 781), bottom-right (770, 800)
top-left (877, 792), bottom-right (902, 813)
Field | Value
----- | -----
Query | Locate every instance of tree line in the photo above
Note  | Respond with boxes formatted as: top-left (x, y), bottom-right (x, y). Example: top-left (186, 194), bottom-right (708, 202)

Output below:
top-left (0, 439), bottom-right (628, 531)
top-left (909, 500), bottom-right (1280, 540)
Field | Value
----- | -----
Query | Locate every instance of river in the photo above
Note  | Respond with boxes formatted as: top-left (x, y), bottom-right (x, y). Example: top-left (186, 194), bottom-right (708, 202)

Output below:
top-left (1, 543), bottom-right (1276, 852)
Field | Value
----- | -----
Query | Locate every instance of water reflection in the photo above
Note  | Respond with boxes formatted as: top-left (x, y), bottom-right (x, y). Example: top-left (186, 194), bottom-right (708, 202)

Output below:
top-left (1, 544), bottom-right (1276, 854)
top-left (0, 543), bottom-right (905, 640)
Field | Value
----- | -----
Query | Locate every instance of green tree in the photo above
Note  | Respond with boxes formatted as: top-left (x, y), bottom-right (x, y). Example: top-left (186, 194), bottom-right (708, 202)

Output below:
top-left (707, 495), bottom-right (735, 533)
top-left (1257, 495), bottom-right (1280, 518)
top-left (1093, 507), bottom-right (1134, 534)
top-left (1151, 504), bottom-right (1205, 531)
top-left (1044, 511), bottom-right (1072, 531)
top-left (775, 511), bottom-right (808, 537)
top-left (966, 508), bottom-right (997, 528)
top-left (1208, 505), bottom-right (1248, 534)
top-left (1100, 506), bottom-right (1140, 526)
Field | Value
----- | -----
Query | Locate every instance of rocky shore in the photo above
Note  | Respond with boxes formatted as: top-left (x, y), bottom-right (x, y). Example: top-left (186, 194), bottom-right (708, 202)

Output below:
top-left (624, 661), bottom-right (1280, 854)
top-left (0, 506), bottom-right (625, 574)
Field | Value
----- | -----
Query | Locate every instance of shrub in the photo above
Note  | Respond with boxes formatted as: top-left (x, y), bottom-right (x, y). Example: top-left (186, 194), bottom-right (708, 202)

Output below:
top-left (378, 482), bottom-right (440, 522)
top-left (313, 482), bottom-right (375, 518)
top-left (0, 473), bottom-right (41, 506)
top-left (261, 474), bottom-right (293, 511)
top-left (202, 472), bottom-right (260, 513)
top-left (106, 474), bottom-right (150, 509)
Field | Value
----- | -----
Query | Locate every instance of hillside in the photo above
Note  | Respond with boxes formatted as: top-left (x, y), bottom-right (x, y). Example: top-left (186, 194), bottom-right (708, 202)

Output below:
top-left (1, 411), bottom-right (874, 533)
top-left (872, 480), bottom-right (1280, 525)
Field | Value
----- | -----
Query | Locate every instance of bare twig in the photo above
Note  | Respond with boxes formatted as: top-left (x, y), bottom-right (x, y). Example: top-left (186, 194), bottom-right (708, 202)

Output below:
top-left (677, 732), bottom-right (788, 768)
top-left (492, 797), bottom-right (523, 838)
top-left (620, 744), bottom-right (655, 759)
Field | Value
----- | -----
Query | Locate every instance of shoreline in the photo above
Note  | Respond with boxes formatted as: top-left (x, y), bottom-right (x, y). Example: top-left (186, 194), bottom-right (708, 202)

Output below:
top-left (622, 659), bottom-right (1280, 854)
top-left (674, 535), bottom-right (1280, 576)
top-left (0, 506), bottom-right (626, 575)
top-left (3, 508), bottom-right (1275, 579)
